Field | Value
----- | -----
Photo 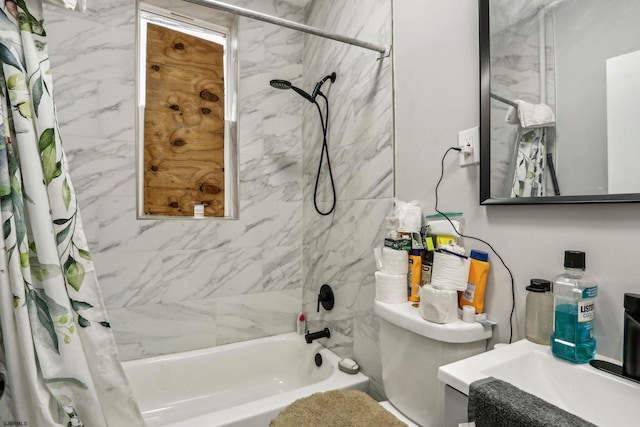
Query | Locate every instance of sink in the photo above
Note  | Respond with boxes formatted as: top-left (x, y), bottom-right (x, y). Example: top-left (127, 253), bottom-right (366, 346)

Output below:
top-left (438, 339), bottom-right (640, 427)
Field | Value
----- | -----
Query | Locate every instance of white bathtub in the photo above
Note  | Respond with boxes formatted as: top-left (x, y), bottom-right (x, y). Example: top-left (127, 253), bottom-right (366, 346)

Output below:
top-left (122, 332), bottom-right (370, 427)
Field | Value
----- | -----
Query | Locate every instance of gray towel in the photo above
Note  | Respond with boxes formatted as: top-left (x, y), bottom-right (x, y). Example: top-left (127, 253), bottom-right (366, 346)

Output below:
top-left (468, 377), bottom-right (597, 427)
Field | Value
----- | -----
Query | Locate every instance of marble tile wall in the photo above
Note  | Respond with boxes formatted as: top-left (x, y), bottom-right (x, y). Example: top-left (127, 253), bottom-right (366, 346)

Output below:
top-left (42, 0), bottom-right (309, 360)
top-left (301, 0), bottom-right (394, 396)
top-left (489, 10), bottom-right (556, 198)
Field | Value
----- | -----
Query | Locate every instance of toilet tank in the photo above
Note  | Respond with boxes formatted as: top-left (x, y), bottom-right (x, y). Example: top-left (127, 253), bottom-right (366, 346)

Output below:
top-left (375, 301), bottom-right (491, 427)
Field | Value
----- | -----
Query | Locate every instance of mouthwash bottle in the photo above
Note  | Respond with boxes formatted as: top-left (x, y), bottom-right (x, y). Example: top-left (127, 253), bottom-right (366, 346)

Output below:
top-left (551, 250), bottom-right (598, 363)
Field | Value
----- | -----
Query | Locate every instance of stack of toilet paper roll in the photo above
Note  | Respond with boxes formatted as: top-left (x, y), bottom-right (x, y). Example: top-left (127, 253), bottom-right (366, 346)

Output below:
top-left (419, 249), bottom-right (471, 323)
top-left (375, 247), bottom-right (408, 304)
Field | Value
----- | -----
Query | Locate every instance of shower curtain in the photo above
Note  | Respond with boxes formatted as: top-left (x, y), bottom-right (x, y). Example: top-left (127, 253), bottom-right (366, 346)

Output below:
top-left (510, 127), bottom-right (547, 198)
top-left (0, 1), bottom-right (144, 425)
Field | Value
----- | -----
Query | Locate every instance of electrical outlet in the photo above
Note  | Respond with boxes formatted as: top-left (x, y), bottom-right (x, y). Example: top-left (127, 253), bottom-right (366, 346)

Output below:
top-left (458, 126), bottom-right (480, 167)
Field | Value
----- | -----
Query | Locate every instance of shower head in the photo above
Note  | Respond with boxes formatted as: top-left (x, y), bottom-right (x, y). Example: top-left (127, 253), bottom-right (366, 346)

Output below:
top-left (270, 79), bottom-right (292, 90)
top-left (269, 79), bottom-right (314, 103)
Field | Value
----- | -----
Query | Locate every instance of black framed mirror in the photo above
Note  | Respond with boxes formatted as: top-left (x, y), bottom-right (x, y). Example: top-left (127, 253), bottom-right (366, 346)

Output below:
top-left (479, 0), bottom-right (640, 205)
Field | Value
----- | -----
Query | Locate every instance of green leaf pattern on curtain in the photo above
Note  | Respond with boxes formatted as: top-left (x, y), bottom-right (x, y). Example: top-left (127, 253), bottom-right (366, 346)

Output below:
top-left (0, 1), bottom-right (145, 426)
top-left (510, 128), bottom-right (547, 198)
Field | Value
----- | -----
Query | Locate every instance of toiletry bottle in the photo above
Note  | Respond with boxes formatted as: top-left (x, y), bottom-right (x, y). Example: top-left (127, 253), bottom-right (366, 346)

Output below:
top-left (296, 313), bottom-right (306, 335)
top-left (408, 250), bottom-right (422, 302)
top-left (421, 249), bottom-right (434, 286)
top-left (623, 293), bottom-right (640, 379)
top-left (459, 250), bottom-right (489, 314)
top-left (525, 279), bottom-right (553, 345)
top-left (551, 250), bottom-right (598, 363)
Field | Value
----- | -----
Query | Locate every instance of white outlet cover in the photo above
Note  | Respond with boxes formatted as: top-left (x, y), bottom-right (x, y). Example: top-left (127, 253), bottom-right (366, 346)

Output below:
top-left (458, 126), bottom-right (480, 167)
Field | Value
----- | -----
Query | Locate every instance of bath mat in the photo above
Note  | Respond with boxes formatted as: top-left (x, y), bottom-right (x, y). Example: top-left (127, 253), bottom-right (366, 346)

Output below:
top-left (270, 390), bottom-right (407, 427)
top-left (468, 377), bottom-right (597, 427)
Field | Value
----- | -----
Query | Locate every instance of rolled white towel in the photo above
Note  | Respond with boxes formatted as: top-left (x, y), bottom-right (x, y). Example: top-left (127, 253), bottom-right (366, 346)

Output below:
top-left (514, 100), bottom-right (555, 128)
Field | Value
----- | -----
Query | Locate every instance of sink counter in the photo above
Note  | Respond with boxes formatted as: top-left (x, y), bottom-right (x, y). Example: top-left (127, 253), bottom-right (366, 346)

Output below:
top-left (438, 339), bottom-right (640, 426)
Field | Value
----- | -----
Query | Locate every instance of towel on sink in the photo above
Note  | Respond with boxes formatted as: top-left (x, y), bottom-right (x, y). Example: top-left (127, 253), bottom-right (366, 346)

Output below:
top-left (468, 377), bottom-right (597, 427)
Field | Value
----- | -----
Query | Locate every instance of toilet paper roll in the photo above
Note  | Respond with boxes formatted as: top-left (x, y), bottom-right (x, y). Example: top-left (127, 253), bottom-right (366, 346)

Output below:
top-left (381, 247), bottom-right (409, 275)
top-left (375, 271), bottom-right (407, 304)
top-left (462, 305), bottom-right (476, 323)
top-left (419, 285), bottom-right (458, 324)
top-left (431, 251), bottom-right (470, 291)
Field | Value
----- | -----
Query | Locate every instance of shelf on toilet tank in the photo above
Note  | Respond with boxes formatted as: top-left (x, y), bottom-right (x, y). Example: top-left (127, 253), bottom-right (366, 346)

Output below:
top-left (374, 301), bottom-right (492, 343)
top-left (437, 339), bottom-right (640, 427)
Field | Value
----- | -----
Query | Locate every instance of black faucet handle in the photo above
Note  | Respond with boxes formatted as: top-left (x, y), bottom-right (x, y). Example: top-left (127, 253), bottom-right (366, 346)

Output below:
top-left (317, 284), bottom-right (334, 312)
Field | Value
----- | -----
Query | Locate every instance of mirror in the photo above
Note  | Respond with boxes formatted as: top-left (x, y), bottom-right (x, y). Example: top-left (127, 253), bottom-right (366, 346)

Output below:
top-left (479, 0), bottom-right (640, 204)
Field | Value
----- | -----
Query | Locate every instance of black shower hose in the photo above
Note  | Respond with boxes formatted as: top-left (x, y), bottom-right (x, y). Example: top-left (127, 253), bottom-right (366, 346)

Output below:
top-left (312, 92), bottom-right (336, 216)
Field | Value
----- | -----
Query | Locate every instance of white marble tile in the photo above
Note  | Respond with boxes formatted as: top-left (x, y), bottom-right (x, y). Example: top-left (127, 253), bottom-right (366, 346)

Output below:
top-left (217, 200), bottom-right (302, 248)
top-left (64, 136), bottom-right (136, 201)
top-left (354, 312), bottom-right (382, 385)
top-left (96, 78), bottom-right (136, 141)
top-left (50, 76), bottom-right (99, 137)
top-left (42, 0), bottom-right (391, 361)
top-left (109, 299), bottom-right (217, 361)
top-left (46, 16), bottom-right (134, 82)
top-left (160, 247), bottom-right (264, 301)
top-left (239, 153), bottom-right (302, 203)
top-left (238, 109), bottom-right (264, 154)
top-left (97, 197), bottom-right (221, 253)
top-left (263, 111), bottom-right (302, 157)
top-left (263, 246), bottom-right (302, 291)
top-left (94, 251), bottom-right (164, 309)
top-left (216, 288), bottom-right (302, 345)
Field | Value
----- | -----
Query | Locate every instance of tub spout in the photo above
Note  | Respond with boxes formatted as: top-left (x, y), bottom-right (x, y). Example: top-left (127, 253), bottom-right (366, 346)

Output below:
top-left (305, 328), bottom-right (331, 344)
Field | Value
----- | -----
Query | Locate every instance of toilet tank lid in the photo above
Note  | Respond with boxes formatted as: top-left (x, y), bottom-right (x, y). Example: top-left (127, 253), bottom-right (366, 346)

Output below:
top-left (374, 301), bottom-right (492, 344)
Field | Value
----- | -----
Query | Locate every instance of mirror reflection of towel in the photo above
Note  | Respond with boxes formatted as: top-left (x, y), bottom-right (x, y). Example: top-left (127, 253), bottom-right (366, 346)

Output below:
top-left (505, 101), bottom-right (555, 128)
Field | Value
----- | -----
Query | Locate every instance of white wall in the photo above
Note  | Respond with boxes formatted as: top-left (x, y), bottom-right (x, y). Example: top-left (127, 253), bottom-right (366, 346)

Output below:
top-left (394, 0), bottom-right (640, 361)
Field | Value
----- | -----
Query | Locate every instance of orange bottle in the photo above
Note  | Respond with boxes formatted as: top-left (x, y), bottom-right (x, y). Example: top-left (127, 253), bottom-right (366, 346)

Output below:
top-left (459, 250), bottom-right (489, 313)
top-left (408, 250), bottom-right (422, 302)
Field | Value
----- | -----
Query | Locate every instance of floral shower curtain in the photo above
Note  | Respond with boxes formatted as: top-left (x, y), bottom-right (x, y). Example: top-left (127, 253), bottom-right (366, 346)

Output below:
top-left (510, 127), bottom-right (547, 198)
top-left (0, 1), bottom-right (144, 425)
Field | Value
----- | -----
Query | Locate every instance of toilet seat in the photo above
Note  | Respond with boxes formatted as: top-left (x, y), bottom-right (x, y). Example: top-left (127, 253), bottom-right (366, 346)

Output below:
top-left (379, 400), bottom-right (420, 426)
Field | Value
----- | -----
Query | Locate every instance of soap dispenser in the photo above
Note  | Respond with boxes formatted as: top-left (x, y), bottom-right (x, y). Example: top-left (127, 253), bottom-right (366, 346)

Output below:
top-left (623, 293), bottom-right (640, 379)
top-left (525, 279), bottom-right (553, 345)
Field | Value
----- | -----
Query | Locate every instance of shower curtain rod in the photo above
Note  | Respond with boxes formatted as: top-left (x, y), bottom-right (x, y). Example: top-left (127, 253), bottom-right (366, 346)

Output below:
top-left (182, 0), bottom-right (391, 58)
top-left (491, 93), bottom-right (518, 108)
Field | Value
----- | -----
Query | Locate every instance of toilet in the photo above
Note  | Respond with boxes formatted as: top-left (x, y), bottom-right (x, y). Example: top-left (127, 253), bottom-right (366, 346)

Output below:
top-left (374, 300), bottom-right (492, 426)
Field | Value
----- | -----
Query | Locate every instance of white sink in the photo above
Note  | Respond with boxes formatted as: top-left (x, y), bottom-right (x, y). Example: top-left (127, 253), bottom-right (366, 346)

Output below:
top-left (438, 339), bottom-right (640, 427)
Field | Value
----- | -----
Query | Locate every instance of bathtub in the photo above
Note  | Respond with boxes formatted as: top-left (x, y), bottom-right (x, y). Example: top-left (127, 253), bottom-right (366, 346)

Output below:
top-left (122, 332), bottom-right (370, 427)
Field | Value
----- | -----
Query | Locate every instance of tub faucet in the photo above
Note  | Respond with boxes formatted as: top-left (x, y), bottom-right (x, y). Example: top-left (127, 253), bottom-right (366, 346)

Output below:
top-left (305, 327), bottom-right (331, 344)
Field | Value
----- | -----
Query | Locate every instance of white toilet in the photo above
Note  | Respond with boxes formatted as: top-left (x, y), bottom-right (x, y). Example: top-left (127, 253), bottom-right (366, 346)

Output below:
top-left (374, 300), bottom-right (492, 426)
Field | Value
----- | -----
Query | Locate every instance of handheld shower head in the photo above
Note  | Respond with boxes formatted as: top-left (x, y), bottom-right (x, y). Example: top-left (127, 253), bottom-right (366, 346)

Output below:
top-left (269, 79), bottom-right (314, 102)
top-left (270, 79), bottom-right (292, 90)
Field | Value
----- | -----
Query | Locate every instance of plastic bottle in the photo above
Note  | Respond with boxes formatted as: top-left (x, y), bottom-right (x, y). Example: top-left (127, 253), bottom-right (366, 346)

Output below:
top-left (296, 313), bottom-right (306, 335)
top-left (408, 250), bottom-right (422, 302)
top-left (551, 250), bottom-right (598, 363)
top-left (525, 279), bottom-right (553, 345)
top-left (459, 250), bottom-right (489, 314)
top-left (623, 293), bottom-right (640, 379)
